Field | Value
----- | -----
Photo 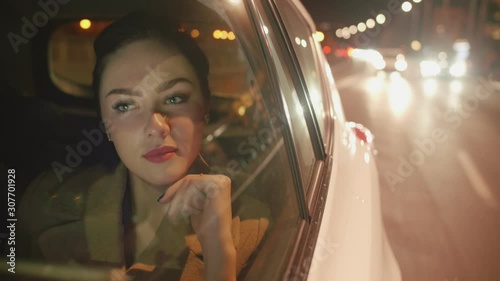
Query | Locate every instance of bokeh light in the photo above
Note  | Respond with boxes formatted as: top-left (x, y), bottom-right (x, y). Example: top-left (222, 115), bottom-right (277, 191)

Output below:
top-left (220, 30), bottom-right (228, 40)
top-left (336, 28), bottom-right (343, 38)
top-left (402, 1), bottom-right (413, 12)
top-left (213, 30), bottom-right (222, 39)
top-left (342, 27), bottom-right (351, 39)
top-left (323, 45), bottom-right (332, 55)
top-left (349, 25), bottom-right (358, 35)
top-left (366, 19), bottom-right (376, 29)
top-left (411, 40), bottom-right (422, 51)
top-left (357, 22), bottom-right (367, 32)
top-left (313, 31), bottom-right (325, 42)
top-left (79, 19), bottom-right (91, 30)
top-left (376, 14), bottom-right (386, 25)
top-left (190, 29), bottom-right (200, 38)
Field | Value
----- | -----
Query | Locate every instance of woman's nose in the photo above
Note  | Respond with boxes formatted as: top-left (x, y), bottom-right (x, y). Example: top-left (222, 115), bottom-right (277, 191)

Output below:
top-left (147, 112), bottom-right (170, 138)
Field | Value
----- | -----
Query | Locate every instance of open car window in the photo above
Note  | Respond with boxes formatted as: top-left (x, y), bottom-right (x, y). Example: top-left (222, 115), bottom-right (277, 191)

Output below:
top-left (12, 0), bottom-right (305, 280)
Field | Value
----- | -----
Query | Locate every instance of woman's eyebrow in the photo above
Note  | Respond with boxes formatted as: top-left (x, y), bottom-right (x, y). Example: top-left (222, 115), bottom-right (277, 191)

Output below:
top-left (105, 88), bottom-right (142, 98)
top-left (157, 78), bottom-right (193, 92)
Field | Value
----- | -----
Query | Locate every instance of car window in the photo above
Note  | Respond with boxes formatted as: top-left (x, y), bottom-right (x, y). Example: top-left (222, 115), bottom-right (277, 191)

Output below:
top-left (34, 1), bottom-right (303, 280)
top-left (273, 0), bottom-right (328, 147)
top-left (245, 0), bottom-right (319, 196)
top-left (182, 3), bottom-right (303, 279)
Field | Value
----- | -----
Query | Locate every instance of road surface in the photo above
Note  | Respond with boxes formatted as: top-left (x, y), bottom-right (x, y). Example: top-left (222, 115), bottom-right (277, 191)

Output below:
top-left (330, 58), bottom-right (500, 281)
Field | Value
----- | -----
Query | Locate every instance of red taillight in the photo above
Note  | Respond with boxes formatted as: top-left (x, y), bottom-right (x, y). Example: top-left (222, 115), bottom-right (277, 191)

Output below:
top-left (353, 126), bottom-right (368, 143)
top-left (347, 122), bottom-right (375, 149)
top-left (323, 45), bottom-right (332, 55)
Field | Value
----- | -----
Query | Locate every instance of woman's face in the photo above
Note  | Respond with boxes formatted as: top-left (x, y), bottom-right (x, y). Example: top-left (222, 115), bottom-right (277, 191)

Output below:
top-left (99, 39), bottom-right (207, 187)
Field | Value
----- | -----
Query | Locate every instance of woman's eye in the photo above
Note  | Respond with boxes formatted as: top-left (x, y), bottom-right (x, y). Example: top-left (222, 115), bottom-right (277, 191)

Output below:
top-left (112, 101), bottom-right (136, 113)
top-left (165, 94), bottom-right (189, 105)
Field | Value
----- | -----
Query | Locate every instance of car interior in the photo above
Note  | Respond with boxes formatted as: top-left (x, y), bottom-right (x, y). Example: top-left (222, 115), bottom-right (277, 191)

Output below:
top-left (1, 0), bottom-right (304, 279)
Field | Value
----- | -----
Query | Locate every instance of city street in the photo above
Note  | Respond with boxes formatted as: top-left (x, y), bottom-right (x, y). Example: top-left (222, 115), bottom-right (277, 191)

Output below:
top-left (330, 58), bottom-right (500, 281)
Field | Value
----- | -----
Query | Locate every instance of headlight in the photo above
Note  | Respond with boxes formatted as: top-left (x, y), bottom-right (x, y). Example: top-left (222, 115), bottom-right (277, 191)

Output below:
top-left (372, 58), bottom-right (386, 70)
top-left (420, 60), bottom-right (441, 77)
top-left (395, 60), bottom-right (408, 71)
top-left (450, 61), bottom-right (466, 77)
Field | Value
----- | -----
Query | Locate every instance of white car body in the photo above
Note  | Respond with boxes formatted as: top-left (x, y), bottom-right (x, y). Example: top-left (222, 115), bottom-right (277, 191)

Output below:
top-left (263, 1), bottom-right (402, 280)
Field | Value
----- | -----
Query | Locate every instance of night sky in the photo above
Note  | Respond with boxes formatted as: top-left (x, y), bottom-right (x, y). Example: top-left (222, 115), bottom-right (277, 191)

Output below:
top-left (301, 0), bottom-right (394, 24)
top-left (300, 0), bottom-right (471, 25)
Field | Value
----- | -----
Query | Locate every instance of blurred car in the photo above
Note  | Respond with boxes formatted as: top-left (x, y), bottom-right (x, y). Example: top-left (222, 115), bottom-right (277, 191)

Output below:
top-left (349, 48), bottom-right (407, 73)
top-left (420, 50), bottom-right (469, 78)
top-left (1, 0), bottom-right (401, 280)
top-left (375, 48), bottom-right (408, 72)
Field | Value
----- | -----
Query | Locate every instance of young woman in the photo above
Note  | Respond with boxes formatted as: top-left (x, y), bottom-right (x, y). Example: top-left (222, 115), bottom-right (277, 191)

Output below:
top-left (18, 11), bottom-right (270, 281)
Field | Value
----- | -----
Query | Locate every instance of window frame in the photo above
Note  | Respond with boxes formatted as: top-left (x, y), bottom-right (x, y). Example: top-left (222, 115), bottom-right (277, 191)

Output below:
top-left (261, 0), bottom-right (326, 163)
top-left (269, 0), bottom-right (337, 208)
top-left (256, 0), bottom-right (337, 279)
top-left (242, 0), bottom-right (312, 220)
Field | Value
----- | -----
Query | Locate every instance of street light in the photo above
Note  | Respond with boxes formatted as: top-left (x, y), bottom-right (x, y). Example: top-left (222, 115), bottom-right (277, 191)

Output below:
top-left (213, 29), bottom-right (222, 39)
top-left (313, 31), bottom-right (325, 42)
top-left (190, 29), bottom-right (200, 38)
top-left (376, 14), bottom-right (386, 25)
top-left (402, 1), bottom-right (413, 12)
top-left (79, 19), bottom-right (91, 30)
top-left (336, 28), bottom-right (343, 38)
top-left (357, 22), bottom-right (367, 32)
top-left (366, 18), bottom-right (376, 28)
top-left (411, 40), bottom-right (422, 51)
top-left (342, 27), bottom-right (351, 39)
top-left (349, 25), bottom-right (358, 34)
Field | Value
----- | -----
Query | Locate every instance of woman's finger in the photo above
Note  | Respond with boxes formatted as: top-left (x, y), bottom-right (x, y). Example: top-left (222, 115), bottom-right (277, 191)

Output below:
top-left (166, 181), bottom-right (190, 223)
top-left (157, 174), bottom-right (231, 224)
top-left (183, 180), bottom-right (207, 214)
top-left (157, 176), bottom-right (186, 204)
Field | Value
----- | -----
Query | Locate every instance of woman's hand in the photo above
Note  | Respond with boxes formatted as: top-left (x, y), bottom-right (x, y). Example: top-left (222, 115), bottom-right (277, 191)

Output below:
top-left (157, 174), bottom-right (236, 281)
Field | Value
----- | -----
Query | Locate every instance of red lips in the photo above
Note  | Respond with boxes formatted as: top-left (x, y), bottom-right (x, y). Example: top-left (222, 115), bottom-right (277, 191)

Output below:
top-left (143, 146), bottom-right (177, 163)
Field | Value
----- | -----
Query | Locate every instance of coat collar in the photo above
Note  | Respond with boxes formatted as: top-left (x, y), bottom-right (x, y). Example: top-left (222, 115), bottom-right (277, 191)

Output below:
top-left (40, 157), bottom-right (236, 269)
top-left (82, 157), bottom-right (211, 266)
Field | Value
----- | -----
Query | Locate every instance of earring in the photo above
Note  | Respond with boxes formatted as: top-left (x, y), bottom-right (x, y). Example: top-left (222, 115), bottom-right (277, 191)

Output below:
top-left (204, 114), bottom-right (209, 124)
top-left (106, 131), bottom-right (112, 142)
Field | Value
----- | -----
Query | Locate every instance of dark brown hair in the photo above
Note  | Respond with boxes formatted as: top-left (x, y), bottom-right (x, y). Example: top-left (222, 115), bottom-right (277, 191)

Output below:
top-left (92, 10), bottom-right (210, 105)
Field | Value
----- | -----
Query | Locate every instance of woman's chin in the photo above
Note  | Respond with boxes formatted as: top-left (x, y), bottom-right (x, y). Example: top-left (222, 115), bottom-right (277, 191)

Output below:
top-left (144, 170), bottom-right (185, 187)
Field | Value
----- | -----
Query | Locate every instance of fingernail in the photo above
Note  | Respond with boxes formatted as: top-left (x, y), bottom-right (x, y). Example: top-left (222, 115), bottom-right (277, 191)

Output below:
top-left (157, 193), bottom-right (165, 202)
